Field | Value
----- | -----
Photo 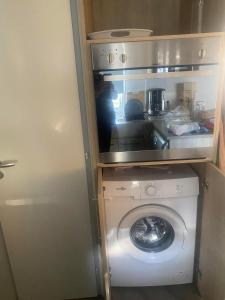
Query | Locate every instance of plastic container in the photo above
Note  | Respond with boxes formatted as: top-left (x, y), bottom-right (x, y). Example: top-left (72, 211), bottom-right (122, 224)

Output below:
top-left (88, 29), bottom-right (153, 40)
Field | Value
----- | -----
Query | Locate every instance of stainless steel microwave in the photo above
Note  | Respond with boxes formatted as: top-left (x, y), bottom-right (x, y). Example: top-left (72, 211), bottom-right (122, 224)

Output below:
top-left (91, 36), bottom-right (222, 163)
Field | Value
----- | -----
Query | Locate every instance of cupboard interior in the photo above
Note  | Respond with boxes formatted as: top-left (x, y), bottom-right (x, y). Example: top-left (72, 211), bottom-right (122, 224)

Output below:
top-left (84, 0), bottom-right (195, 37)
top-left (83, 0), bottom-right (225, 38)
top-left (98, 162), bottom-right (225, 300)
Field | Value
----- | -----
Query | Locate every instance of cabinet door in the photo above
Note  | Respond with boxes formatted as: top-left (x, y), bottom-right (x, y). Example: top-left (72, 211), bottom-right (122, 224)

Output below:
top-left (197, 163), bottom-right (225, 300)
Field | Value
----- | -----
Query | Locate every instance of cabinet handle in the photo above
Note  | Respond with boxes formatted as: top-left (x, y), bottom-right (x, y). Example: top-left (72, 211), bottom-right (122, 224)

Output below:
top-left (198, 49), bottom-right (207, 59)
top-left (0, 160), bottom-right (17, 168)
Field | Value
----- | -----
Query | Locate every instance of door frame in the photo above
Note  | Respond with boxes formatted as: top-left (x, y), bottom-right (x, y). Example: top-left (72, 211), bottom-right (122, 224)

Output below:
top-left (70, 0), bottom-right (102, 296)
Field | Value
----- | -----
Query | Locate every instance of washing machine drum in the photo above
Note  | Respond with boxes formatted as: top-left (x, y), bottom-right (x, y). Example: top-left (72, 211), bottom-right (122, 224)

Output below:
top-left (117, 204), bottom-right (187, 263)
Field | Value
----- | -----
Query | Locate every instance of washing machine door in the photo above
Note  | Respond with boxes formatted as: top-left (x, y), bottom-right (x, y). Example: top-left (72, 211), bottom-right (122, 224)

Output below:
top-left (117, 204), bottom-right (187, 263)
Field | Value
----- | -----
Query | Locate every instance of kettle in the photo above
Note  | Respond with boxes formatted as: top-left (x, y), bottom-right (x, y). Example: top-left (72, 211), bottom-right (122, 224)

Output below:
top-left (146, 88), bottom-right (166, 116)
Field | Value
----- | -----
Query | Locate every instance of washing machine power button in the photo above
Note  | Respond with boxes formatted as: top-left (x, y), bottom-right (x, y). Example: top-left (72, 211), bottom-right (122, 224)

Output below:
top-left (145, 185), bottom-right (157, 196)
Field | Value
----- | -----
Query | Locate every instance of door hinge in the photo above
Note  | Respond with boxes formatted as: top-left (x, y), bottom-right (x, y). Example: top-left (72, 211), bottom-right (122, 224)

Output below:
top-left (84, 152), bottom-right (89, 161)
top-left (197, 268), bottom-right (202, 280)
top-left (109, 267), bottom-right (112, 280)
top-left (202, 178), bottom-right (209, 191)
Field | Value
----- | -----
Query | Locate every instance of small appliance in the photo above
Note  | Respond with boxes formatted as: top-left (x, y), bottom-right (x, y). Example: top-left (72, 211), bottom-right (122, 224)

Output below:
top-left (146, 88), bottom-right (166, 115)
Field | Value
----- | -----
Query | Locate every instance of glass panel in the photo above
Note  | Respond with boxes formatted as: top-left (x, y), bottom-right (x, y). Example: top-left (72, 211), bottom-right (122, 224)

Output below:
top-left (130, 216), bottom-right (175, 253)
top-left (94, 65), bottom-right (219, 155)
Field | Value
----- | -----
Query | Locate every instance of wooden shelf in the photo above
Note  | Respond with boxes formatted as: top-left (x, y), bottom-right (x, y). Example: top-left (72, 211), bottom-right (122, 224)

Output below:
top-left (87, 32), bottom-right (225, 45)
top-left (97, 158), bottom-right (211, 168)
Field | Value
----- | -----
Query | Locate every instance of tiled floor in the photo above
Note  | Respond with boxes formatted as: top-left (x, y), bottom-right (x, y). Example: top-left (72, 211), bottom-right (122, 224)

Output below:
top-left (111, 284), bottom-right (201, 300)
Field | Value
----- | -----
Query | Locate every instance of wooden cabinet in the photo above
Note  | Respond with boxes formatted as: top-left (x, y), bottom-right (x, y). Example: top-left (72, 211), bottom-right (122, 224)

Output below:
top-left (70, 2), bottom-right (225, 299)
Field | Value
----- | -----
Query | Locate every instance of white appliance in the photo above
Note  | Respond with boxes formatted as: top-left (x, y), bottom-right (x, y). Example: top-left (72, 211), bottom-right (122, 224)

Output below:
top-left (103, 165), bottom-right (199, 287)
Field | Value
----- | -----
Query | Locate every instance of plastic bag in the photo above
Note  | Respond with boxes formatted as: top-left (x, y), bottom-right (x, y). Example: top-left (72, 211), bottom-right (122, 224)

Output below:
top-left (169, 122), bottom-right (200, 136)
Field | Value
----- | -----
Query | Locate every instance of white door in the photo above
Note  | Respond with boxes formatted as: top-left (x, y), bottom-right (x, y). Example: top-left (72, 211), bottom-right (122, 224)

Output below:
top-left (0, 1), bottom-right (97, 299)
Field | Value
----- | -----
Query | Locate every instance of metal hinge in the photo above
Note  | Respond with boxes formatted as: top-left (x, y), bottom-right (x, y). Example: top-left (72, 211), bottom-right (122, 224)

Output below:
top-left (198, 268), bottom-right (203, 280)
top-left (84, 152), bottom-right (89, 161)
top-left (109, 267), bottom-right (112, 280)
top-left (202, 178), bottom-right (209, 191)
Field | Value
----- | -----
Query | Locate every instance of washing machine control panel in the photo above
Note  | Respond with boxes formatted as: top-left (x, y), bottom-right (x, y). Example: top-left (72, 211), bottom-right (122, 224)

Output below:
top-left (141, 178), bottom-right (199, 199)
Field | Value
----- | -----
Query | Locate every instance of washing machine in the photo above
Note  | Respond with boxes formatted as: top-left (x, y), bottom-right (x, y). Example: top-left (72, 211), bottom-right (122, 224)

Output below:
top-left (103, 165), bottom-right (199, 287)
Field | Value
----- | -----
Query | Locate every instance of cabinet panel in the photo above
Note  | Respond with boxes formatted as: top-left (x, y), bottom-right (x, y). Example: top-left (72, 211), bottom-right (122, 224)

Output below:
top-left (198, 163), bottom-right (225, 300)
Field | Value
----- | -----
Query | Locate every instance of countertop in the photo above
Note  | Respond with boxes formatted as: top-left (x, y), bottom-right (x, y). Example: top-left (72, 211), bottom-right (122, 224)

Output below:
top-left (152, 119), bottom-right (213, 140)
